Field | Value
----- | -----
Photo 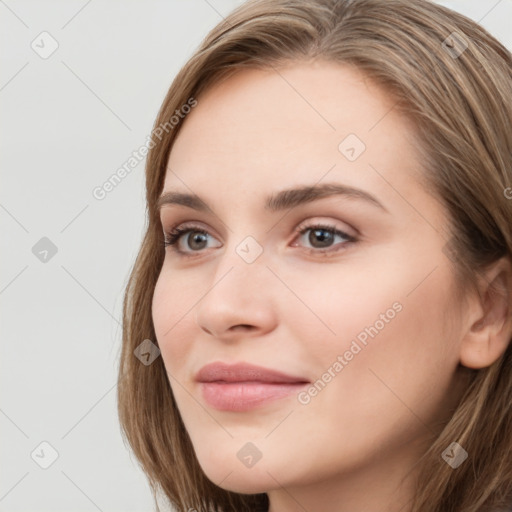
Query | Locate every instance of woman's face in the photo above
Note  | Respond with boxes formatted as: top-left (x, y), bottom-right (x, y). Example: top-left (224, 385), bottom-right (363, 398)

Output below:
top-left (152, 61), bottom-right (471, 509)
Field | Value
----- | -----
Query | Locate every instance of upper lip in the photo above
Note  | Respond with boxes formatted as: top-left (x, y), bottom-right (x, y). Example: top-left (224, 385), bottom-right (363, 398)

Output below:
top-left (195, 362), bottom-right (310, 384)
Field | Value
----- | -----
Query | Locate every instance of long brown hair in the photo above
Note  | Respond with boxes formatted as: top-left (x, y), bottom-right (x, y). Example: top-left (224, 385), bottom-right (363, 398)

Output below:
top-left (117, 1), bottom-right (512, 510)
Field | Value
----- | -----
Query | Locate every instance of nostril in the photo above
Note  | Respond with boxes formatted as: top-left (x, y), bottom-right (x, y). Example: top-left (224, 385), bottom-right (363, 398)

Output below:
top-left (232, 324), bottom-right (254, 331)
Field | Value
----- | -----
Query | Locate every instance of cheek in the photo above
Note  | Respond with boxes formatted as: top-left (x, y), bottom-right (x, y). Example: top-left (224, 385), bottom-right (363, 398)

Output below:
top-left (331, 267), bottom-right (459, 421)
top-left (290, 259), bottom-right (460, 400)
top-left (276, 262), bottom-right (406, 357)
top-left (152, 268), bottom-right (198, 373)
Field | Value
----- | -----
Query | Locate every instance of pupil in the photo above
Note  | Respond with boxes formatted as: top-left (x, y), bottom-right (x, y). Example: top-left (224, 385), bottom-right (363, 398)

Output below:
top-left (310, 229), bottom-right (332, 248)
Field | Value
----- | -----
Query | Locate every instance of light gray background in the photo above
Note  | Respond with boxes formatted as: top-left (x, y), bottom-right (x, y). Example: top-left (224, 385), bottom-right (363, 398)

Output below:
top-left (1, 1), bottom-right (511, 511)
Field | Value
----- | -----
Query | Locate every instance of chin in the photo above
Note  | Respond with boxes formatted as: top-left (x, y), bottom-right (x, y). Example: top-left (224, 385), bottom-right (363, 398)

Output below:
top-left (198, 456), bottom-right (276, 494)
top-left (212, 472), bottom-right (273, 495)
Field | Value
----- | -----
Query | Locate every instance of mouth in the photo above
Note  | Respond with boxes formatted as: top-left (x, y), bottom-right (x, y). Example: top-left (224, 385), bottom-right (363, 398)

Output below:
top-left (195, 362), bottom-right (310, 412)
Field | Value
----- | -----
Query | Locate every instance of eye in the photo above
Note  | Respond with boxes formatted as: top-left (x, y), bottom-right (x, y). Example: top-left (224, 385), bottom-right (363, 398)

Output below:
top-left (163, 223), bottom-right (221, 255)
top-left (292, 222), bottom-right (356, 255)
top-left (162, 221), bottom-right (357, 257)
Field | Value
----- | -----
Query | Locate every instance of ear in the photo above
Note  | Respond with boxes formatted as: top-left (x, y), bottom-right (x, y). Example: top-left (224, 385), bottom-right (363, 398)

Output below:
top-left (459, 256), bottom-right (512, 369)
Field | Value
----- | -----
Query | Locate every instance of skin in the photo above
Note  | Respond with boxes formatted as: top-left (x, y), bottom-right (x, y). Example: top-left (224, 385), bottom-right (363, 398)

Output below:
top-left (151, 60), bottom-right (511, 512)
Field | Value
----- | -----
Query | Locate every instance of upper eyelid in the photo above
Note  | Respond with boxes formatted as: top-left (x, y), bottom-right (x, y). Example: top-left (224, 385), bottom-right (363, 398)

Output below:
top-left (161, 217), bottom-right (355, 234)
top-left (163, 219), bottom-right (357, 245)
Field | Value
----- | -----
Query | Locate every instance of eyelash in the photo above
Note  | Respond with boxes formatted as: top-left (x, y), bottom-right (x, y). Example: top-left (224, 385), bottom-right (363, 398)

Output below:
top-left (162, 221), bottom-right (357, 258)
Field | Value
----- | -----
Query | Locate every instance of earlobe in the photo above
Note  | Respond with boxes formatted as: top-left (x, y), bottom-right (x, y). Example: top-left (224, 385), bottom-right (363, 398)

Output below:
top-left (459, 256), bottom-right (512, 370)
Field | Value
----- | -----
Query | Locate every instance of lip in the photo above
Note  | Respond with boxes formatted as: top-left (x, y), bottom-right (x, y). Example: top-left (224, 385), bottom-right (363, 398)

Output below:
top-left (196, 362), bottom-right (309, 384)
top-left (195, 362), bottom-right (310, 412)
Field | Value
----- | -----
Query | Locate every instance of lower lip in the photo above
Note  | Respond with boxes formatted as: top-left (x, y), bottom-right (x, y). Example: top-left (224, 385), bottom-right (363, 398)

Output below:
top-left (200, 382), bottom-right (308, 411)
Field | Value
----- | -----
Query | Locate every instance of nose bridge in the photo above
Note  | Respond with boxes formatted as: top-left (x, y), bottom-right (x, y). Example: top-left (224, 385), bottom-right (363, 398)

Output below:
top-left (210, 232), bottom-right (269, 302)
top-left (193, 231), bottom-right (276, 337)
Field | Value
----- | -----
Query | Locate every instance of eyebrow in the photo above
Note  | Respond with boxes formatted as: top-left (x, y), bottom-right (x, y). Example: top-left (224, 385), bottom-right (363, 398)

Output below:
top-left (156, 182), bottom-right (388, 214)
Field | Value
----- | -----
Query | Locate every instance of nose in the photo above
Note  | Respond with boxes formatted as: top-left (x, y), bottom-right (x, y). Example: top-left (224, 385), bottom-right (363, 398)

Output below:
top-left (193, 246), bottom-right (278, 341)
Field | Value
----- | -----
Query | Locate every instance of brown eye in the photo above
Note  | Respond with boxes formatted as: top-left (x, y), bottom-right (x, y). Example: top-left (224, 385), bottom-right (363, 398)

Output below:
top-left (293, 223), bottom-right (356, 254)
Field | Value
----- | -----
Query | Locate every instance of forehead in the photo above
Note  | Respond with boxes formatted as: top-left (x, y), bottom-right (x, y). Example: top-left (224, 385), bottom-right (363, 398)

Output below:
top-left (163, 61), bottom-right (423, 213)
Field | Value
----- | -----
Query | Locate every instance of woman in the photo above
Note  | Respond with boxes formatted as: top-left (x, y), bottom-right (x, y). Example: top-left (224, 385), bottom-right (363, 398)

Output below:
top-left (117, 1), bottom-right (512, 511)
